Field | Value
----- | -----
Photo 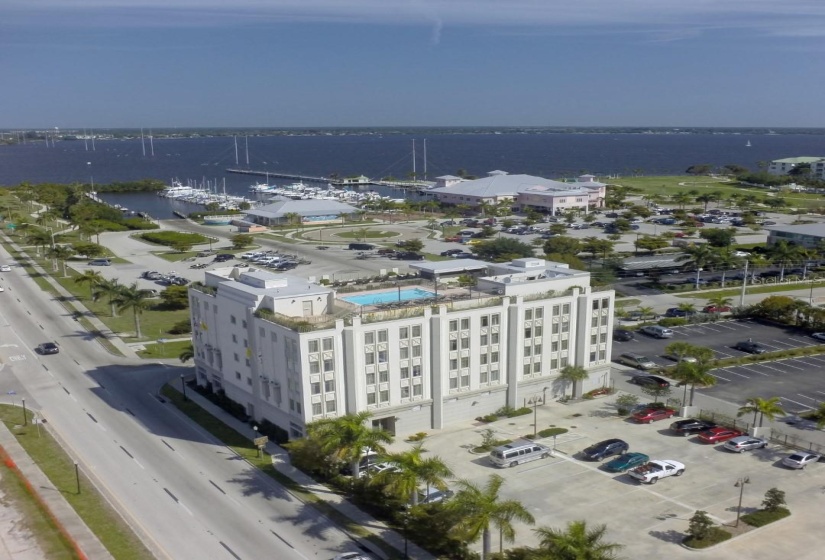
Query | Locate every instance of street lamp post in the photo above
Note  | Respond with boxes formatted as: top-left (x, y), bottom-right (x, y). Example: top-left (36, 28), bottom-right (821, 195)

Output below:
top-left (181, 374), bottom-right (187, 401)
top-left (734, 476), bottom-right (751, 527)
top-left (253, 425), bottom-right (260, 457)
top-left (528, 396), bottom-right (541, 437)
top-left (21, 398), bottom-right (27, 426)
top-left (74, 461), bottom-right (81, 494)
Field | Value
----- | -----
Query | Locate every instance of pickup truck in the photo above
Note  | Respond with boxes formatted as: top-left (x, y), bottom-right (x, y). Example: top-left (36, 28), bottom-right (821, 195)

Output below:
top-left (628, 460), bottom-right (685, 484)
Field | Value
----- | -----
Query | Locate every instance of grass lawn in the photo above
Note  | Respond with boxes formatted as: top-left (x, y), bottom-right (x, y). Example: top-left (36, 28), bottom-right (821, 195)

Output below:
top-left (675, 281), bottom-right (825, 300)
top-left (150, 250), bottom-right (200, 262)
top-left (0, 405), bottom-right (153, 560)
top-left (336, 230), bottom-right (399, 240)
top-left (137, 339), bottom-right (191, 359)
top-left (421, 253), bottom-right (453, 262)
top-left (52, 268), bottom-right (192, 342)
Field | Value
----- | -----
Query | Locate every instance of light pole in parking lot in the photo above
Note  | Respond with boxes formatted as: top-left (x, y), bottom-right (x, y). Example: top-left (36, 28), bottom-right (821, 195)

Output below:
top-left (734, 476), bottom-right (751, 527)
top-left (528, 395), bottom-right (541, 437)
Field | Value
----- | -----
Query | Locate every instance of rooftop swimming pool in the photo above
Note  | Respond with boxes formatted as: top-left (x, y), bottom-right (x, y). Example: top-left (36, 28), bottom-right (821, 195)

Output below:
top-left (342, 288), bottom-right (435, 306)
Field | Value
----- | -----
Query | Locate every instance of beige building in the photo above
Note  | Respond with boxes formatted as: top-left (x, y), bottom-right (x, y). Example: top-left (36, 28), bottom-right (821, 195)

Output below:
top-left (188, 259), bottom-right (615, 438)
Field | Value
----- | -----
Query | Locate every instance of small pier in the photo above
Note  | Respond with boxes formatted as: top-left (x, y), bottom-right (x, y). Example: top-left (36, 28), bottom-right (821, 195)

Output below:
top-left (226, 168), bottom-right (330, 183)
top-left (225, 168), bottom-right (434, 191)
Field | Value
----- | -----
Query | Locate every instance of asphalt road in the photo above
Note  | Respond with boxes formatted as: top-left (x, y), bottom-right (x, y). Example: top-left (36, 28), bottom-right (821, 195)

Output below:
top-left (0, 248), bottom-right (356, 560)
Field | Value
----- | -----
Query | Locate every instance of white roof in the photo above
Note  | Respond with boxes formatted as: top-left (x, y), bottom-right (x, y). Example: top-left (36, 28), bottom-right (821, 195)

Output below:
top-left (244, 198), bottom-right (359, 219)
top-left (429, 172), bottom-right (597, 199)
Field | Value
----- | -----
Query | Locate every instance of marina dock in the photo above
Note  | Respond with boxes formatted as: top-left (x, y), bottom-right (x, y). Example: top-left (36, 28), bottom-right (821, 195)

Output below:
top-left (225, 168), bottom-right (433, 191)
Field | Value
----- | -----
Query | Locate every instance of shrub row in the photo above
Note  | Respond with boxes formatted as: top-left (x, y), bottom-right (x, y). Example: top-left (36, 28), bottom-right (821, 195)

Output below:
top-left (138, 231), bottom-right (207, 246)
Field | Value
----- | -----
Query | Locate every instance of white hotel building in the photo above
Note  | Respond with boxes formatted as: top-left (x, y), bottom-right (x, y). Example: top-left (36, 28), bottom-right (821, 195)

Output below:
top-left (188, 258), bottom-right (615, 439)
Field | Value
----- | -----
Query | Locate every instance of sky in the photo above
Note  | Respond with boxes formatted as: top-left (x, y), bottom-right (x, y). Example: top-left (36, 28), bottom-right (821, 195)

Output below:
top-left (3, 1), bottom-right (825, 128)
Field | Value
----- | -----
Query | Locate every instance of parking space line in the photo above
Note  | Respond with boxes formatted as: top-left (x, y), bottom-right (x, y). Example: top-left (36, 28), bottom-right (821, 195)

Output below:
top-left (757, 362), bottom-right (795, 373)
top-left (796, 394), bottom-right (818, 403)
top-left (718, 367), bottom-right (751, 379)
top-left (777, 360), bottom-right (805, 371)
top-left (710, 373), bottom-right (732, 382)
top-left (770, 339), bottom-right (803, 349)
top-left (800, 356), bottom-right (825, 364)
top-left (711, 323), bottom-right (739, 331)
top-left (736, 365), bottom-right (771, 376)
top-left (714, 351), bottom-right (735, 359)
top-left (781, 396), bottom-right (812, 409)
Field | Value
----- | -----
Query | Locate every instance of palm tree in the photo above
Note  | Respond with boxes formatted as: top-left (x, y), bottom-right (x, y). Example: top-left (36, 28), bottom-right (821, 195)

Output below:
top-left (115, 282), bottom-right (151, 338)
top-left (307, 411), bottom-right (393, 479)
top-left (676, 243), bottom-right (717, 290)
top-left (450, 474), bottom-right (535, 560)
top-left (371, 443), bottom-right (453, 506)
top-left (48, 245), bottom-right (75, 277)
top-left (74, 270), bottom-right (103, 300)
top-left (534, 520), bottom-right (623, 560)
top-left (705, 294), bottom-right (733, 311)
top-left (670, 192), bottom-right (692, 209)
top-left (737, 397), bottom-right (786, 428)
top-left (25, 229), bottom-right (52, 256)
top-left (179, 343), bottom-right (194, 363)
top-left (677, 302), bottom-right (697, 314)
top-left (672, 357), bottom-right (716, 407)
top-left (93, 278), bottom-right (122, 317)
top-left (714, 248), bottom-right (742, 288)
top-left (559, 364), bottom-right (590, 398)
top-left (767, 240), bottom-right (803, 282)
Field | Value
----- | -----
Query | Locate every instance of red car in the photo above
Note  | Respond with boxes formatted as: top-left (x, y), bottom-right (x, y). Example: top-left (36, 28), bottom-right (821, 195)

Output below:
top-left (632, 407), bottom-right (677, 424)
top-left (698, 427), bottom-right (743, 444)
top-left (703, 305), bottom-right (732, 313)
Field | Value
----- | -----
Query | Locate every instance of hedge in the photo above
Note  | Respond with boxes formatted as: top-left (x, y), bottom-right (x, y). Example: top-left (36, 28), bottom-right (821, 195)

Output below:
top-left (138, 231), bottom-right (208, 247)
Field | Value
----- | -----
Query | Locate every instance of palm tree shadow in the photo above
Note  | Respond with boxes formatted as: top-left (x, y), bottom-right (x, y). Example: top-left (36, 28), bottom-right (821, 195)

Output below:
top-left (224, 467), bottom-right (292, 502)
top-left (648, 529), bottom-right (684, 543)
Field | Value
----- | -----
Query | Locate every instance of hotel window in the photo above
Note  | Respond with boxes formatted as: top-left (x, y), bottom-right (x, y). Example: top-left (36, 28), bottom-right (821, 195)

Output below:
top-left (533, 362), bottom-right (541, 373)
top-left (232, 334), bottom-right (238, 343)
top-left (480, 334), bottom-right (488, 346)
top-left (535, 308), bottom-right (543, 319)
top-left (491, 370), bottom-right (500, 382)
top-left (461, 357), bottom-right (469, 368)
top-left (400, 347), bottom-right (409, 359)
top-left (553, 305), bottom-right (560, 315)
top-left (562, 339), bottom-right (569, 350)
top-left (449, 320), bottom-right (458, 332)
top-left (400, 327), bottom-right (409, 339)
top-left (523, 364), bottom-right (531, 376)
top-left (450, 358), bottom-right (458, 370)
top-left (534, 325), bottom-right (542, 337)
top-left (365, 353), bottom-right (375, 365)
top-left (554, 322), bottom-right (562, 333)
top-left (378, 330), bottom-right (388, 343)
top-left (325, 380), bottom-right (335, 392)
top-left (413, 384), bottom-right (423, 396)
top-left (412, 345), bottom-right (421, 357)
top-left (323, 338), bottom-right (334, 351)
top-left (308, 340), bottom-right (319, 353)
top-left (230, 316), bottom-right (236, 324)
top-left (461, 318), bottom-right (469, 330)
top-left (563, 304), bottom-right (570, 314)
top-left (480, 370), bottom-right (489, 383)
top-left (310, 361), bottom-right (320, 374)
top-left (599, 349), bottom-right (606, 360)
top-left (461, 374), bottom-right (470, 387)
top-left (525, 309), bottom-right (533, 320)
top-left (461, 338), bottom-right (470, 350)
top-left (524, 327), bottom-right (532, 338)
top-left (366, 372), bottom-right (376, 385)
top-left (379, 371), bottom-right (389, 383)
top-left (378, 350), bottom-right (388, 363)
top-left (602, 297), bottom-right (610, 308)
top-left (379, 389), bottom-right (389, 403)
top-left (592, 301), bottom-right (599, 310)
top-left (449, 378), bottom-right (458, 389)
top-left (235, 371), bottom-right (241, 380)
top-left (480, 354), bottom-right (488, 365)
top-left (591, 317), bottom-right (599, 328)
top-left (449, 340), bottom-right (458, 351)
top-left (325, 400), bottom-right (336, 413)
top-left (481, 316), bottom-right (489, 327)
top-left (412, 365), bottom-right (422, 377)
top-left (492, 314), bottom-right (500, 326)
top-left (234, 353), bottom-right (239, 362)
top-left (242, 320), bottom-right (247, 328)
top-left (412, 325), bottom-right (421, 337)
top-left (311, 382), bottom-right (321, 395)
top-left (323, 358), bottom-right (334, 372)
top-left (312, 403), bottom-right (322, 416)
top-left (562, 320), bottom-right (570, 332)
top-left (552, 341), bottom-right (559, 352)
top-left (591, 334), bottom-right (597, 345)
top-left (400, 367), bottom-right (410, 379)
top-left (364, 332), bottom-right (375, 344)
top-left (491, 351), bottom-right (499, 363)
top-left (401, 386), bottom-right (410, 399)
top-left (590, 351), bottom-right (597, 362)
top-left (524, 345), bottom-right (532, 357)
top-left (491, 333), bottom-right (499, 344)
top-left (551, 358), bottom-right (558, 370)
top-left (600, 332), bottom-right (608, 343)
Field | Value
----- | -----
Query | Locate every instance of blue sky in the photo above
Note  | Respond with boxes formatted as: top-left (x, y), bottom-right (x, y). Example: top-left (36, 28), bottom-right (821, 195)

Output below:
top-left (4, 1), bottom-right (825, 128)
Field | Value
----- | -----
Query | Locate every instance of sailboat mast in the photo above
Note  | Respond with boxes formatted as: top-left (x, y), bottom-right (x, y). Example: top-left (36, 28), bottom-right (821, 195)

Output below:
top-left (141, 128), bottom-right (146, 156)
top-left (423, 139), bottom-right (427, 180)
top-left (245, 135), bottom-right (249, 166)
top-left (234, 135), bottom-right (239, 166)
top-left (412, 140), bottom-right (416, 179)
top-left (83, 129), bottom-right (88, 151)
top-left (149, 130), bottom-right (155, 156)
top-left (91, 130), bottom-right (96, 151)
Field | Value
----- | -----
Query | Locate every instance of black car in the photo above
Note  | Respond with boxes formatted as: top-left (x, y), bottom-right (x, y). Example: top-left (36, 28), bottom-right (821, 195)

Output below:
top-left (581, 439), bottom-right (629, 461)
top-left (36, 342), bottom-right (59, 355)
top-left (670, 419), bottom-right (717, 436)
top-left (629, 375), bottom-right (671, 389)
top-left (394, 251), bottom-right (424, 261)
top-left (213, 254), bottom-right (234, 262)
top-left (441, 249), bottom-right (464, 257)
top-left (734, 340), bottom-right (768, 354)
top-left (664, 308), bottom-right (693, 318)
top-left (613, 329), bottom-right (635, 342)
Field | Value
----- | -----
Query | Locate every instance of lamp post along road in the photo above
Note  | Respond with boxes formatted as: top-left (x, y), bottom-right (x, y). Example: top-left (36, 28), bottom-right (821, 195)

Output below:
top-left (21, 398), bottom-right (27, 426)
top-left (734, 476), bottom-right (751, 527)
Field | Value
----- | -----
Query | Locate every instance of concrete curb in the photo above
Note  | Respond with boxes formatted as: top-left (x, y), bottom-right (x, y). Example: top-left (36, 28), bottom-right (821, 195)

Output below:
top-left (679, 513), bottom-right (792, 552)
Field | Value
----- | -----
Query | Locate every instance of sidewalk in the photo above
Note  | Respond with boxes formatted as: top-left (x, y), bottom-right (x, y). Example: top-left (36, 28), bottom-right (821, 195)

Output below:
top-left (167, 382), bottom-right (435, 560)
top-left (0, 414), bottom-right (113, 560)
top-left (0, 233), bottom-right (139, 359)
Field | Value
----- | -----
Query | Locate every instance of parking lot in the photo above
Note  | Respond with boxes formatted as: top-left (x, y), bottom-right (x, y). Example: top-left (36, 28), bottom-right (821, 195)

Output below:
top-left (613, 318), bottom-right (825, 413)
top-left (414, 397), bottom-right (825, 559)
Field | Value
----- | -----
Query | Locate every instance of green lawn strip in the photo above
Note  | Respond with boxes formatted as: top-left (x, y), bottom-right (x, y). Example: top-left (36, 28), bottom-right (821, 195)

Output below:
top-left (421, 253), bottom-right (452, 262)
top-left (336, 230), bottom-right (399, 240)
top-left (0, 406), bottom-right (154, 560)
top-left (159, 386), bottom-right (401, 559)
top-left (682, 526), bottom-right (732, 549)
top-left (615, 298), bottom-right (642, 307)
top-left (674, 282), bottom-right (823, 300)
top-left (149, 251), bottom-right (199, 262)
top-left (257, 233), bottom-right (299, 244)
top-left (51, 270), bottom-right (191, 341)
top-left (741, 508), bottom-right (790, 527)
top-left (659, 341), bottom-right (825, 375)
top-left (136, 339), bottom-right (191, 359)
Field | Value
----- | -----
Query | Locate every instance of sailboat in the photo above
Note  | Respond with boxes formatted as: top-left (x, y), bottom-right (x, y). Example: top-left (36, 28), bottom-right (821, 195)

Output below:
top-left (746, 140), bottom-right (752, 147)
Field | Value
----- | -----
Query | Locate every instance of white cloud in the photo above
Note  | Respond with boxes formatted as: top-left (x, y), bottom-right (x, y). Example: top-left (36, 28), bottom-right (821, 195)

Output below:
top-left (6, 0), bottom-right (825, 39)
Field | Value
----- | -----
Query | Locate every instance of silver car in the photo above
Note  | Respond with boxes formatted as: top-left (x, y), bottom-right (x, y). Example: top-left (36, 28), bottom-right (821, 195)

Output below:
top-left (723, 436), bottom-right (768, 453)
top-left (782, 451), bottom-right (821, 469)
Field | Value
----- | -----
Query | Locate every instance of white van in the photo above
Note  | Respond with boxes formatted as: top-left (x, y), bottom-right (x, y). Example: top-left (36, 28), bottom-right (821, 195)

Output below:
top-left (489, 440), bottom-right (551, 468)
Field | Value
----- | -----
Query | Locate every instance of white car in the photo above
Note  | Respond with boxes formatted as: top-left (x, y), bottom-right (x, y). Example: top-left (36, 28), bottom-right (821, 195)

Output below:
top-left (733, 251), bottom-right (750, 257)
top-left (0, 264), bottom-right (10, 272)
top-left (782, 451), bottom-right (821, 469)
top-left (334, 553), bottom-right (377, 560)
top-left (812, 333), bottom-right (825, 342)
top-left (0, 286), bottom-right (5, 292)
top-left (628, 460), bottom-right (685, 484)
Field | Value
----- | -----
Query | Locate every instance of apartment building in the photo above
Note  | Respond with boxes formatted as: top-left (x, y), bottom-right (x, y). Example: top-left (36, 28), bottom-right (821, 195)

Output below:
top-left (188, 258), bottom-right (615, 439)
